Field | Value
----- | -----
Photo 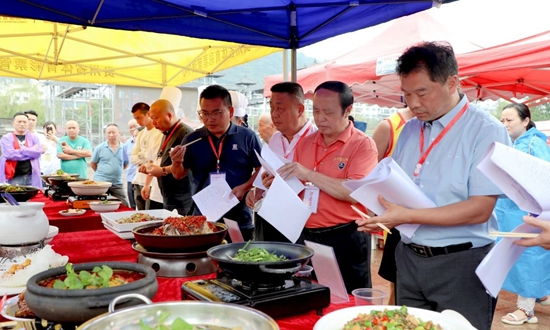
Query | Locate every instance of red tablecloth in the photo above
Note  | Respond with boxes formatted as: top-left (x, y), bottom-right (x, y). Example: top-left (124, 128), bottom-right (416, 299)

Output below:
top-left (31, 192), bottom-right (134, 233)
top-left (50, 230), bottom-right (356, 329)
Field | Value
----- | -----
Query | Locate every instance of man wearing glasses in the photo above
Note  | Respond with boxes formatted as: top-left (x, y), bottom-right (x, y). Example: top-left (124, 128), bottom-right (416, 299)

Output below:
top-left (167, 85), bottom-right (262, 241)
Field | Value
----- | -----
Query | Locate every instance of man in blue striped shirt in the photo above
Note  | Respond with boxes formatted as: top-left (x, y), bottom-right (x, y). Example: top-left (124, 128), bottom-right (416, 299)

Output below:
top-left (357, 42), bottom-right (510, 330)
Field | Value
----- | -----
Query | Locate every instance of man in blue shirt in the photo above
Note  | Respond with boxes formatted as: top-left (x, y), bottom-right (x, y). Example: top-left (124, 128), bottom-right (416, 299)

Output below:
top-left (356, 42), bottom-right (510, 330)
top-left (91, 124), bottom-right (129, 206)
top-left (167, 85), bottom-right (262, 241)
top-left (123, 119), bottom-right (140, 209)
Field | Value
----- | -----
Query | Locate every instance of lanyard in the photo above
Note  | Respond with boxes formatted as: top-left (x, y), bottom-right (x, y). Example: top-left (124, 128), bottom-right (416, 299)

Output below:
top-left (157, 120), bottom-right (181, 158)
top-left (313, 134), bottom-right (344, 171)
top-left (208, 135), bottom-right (226, 172)
top-left (281, 123), bottom-right (312, 159)
top-left (414, 102), bottom-right (469, 177)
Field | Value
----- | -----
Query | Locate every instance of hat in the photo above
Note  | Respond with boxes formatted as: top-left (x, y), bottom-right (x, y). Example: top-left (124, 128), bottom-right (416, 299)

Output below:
top-left (159, 86), bottom-right (182, 109)
top-left (229, 90), bottom-right (248, 117)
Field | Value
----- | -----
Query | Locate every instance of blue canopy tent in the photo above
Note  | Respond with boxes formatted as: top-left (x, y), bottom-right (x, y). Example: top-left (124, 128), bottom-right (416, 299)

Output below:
top-left (0, 0), bottom-right (452, 80)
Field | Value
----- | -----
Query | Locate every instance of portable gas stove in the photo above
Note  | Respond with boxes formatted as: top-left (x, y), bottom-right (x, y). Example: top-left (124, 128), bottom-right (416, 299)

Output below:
top-left (182, 274), bottom-right (331, 318)
top-left (67, 195), bottom-right (109, 209)
top-left (45, 185), bottom-right (74, 201)
top-left (132, 242), bottom-right (217, 277)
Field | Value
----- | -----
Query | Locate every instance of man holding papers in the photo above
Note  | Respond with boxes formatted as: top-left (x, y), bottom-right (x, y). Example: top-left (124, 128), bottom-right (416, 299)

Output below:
top-left (246, 82), bottom-right (316, 242)
top-left (267, 81), bottom-right (378, 292)
top-left (169, 85), bottom-right (262, 241)
top-left (356, 42), bottom-right (510, 330)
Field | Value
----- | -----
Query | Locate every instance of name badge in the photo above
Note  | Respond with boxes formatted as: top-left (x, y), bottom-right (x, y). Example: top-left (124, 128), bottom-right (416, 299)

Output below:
top-left (209, 171), bottom-right (226, 185)
top-left (302, 184), bottom-right (320, 213)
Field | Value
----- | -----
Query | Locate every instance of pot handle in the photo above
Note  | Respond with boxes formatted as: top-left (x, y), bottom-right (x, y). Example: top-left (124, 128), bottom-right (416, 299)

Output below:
top-left (10, 210), bottom-right (38, 218)
top-left (108, 293), bottom-right (152, 313)
top-left (259, 263), bottom-right (302, 274)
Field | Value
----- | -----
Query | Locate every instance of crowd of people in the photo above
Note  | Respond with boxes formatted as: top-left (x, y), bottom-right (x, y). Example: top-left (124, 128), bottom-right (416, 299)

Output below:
top-left (2, 41), bottom-right (550, 329)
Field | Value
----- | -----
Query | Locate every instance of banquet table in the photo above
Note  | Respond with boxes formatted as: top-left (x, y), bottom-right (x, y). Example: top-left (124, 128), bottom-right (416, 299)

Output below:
top-left (49, 229), bottom-right (357, 330)
top-left (31, 192), bottom-right (134, 233)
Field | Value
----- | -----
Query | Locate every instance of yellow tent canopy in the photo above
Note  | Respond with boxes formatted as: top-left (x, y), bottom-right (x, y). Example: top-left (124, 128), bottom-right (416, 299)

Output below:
top-left (0, 16), bottom-right (281, 87)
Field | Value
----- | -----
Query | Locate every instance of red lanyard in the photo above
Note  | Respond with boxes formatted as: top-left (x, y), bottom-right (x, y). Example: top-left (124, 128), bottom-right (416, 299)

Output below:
top-left (414, 102), bottom-right (469, 177)
top-left (158, 120), bottom-right (181, 157)
top-left (208, 135), bottom-right (226, 171)
top-left (313, 133), bottom-right (344, 171)
top-left (282, 123), bottom-right (312, 159)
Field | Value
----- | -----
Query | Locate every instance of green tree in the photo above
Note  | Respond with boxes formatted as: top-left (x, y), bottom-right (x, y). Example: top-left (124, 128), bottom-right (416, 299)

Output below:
top-left (0, 79), bottom-right (46, 123)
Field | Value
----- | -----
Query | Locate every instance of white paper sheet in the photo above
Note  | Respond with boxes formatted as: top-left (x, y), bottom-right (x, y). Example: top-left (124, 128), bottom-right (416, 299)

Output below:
top-left (478, 142), bottom-right (550, 218)
top-left (254, 146), bottom-right (305, 195)
top-left (343, 158), bottom-right (433, 237)
top-left (475, 222), bottom-right (542, 297)
top-left (192, 179), bottom-right (239, 222)
top-left (223, 218), bottom-right (244, 243)
top-left (258, 175), bottom-right (311, 243)
top-left (304, 240), bottom-right (349, 303)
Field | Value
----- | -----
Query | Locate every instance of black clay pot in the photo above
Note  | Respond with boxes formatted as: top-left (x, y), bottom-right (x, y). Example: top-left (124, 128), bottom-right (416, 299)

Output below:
top-left (25, 262), bottom-right (158, 323)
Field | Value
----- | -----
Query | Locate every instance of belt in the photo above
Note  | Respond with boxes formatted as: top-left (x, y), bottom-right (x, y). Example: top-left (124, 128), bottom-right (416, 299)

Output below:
top-left (304, 222), bottom-right (358, 238)
top-left (405, 242), bottom-right (473, 258)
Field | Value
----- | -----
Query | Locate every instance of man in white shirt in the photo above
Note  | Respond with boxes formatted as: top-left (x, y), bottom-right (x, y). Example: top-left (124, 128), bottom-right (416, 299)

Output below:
top-left (130, 102), bottom-right (164, 210)
top-left (246, 82), bottom-right (316, 241)
top-left (24, 110), bottom-right (47, 173)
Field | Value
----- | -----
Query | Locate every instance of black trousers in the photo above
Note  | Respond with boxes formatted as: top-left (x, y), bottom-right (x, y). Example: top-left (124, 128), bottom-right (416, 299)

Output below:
top-left (396, 241), bottom-right (496, 330)
top-left (378, 227), bottom-right (401, 283)
top-left (126, 181), bottom-right (136, 209)
top-left (303, 223), bottom-right (371, 293)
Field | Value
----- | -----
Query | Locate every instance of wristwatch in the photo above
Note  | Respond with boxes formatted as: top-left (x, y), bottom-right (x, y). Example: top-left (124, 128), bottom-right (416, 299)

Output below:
top-left (162, 167), bottom-right (168, 176)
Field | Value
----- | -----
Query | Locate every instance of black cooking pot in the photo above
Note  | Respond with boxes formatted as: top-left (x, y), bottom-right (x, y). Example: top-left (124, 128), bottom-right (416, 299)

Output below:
top-left (207, 242), bottom-right (314, 286)
top-left (25, 262), bottom-right (158, 323)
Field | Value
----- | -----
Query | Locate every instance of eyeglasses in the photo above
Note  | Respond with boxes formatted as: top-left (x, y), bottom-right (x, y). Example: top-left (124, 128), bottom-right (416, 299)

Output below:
top-left (197, 109), bottom-right (225, 119)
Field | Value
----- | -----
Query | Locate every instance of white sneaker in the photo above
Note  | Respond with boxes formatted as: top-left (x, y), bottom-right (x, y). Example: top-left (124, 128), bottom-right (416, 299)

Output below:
top-left (540, 295), bottom-right (550, 306)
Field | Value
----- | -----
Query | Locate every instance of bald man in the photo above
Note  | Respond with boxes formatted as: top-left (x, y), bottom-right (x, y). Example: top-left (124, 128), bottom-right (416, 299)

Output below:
top-left (57, 120), bottom-right (92, 178)
top-left (257, 113), bottom-right (277, 144)
top-left (124, 118), bottom-right (141, 209)
top-left (139, 99), bottom-right (194, 215)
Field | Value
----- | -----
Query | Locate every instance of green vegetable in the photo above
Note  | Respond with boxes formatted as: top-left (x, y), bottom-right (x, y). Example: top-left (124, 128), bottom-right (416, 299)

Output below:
top-left (231, 241), bottom-right (288, 262)
top-left (53, 263), bottom-right (114, 289)
top-left (140, 312), bottom-right (193, 330)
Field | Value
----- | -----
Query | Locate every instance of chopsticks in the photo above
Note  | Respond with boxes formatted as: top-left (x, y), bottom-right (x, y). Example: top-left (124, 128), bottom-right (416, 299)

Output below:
top-left (1, 192), bottom-right (19, 206)
top-left (351, 205), bottom-right (391, 234)
top-left (489, 231), bottom-right (540, 238)
top-left (180, 137), bottom-right (202, 147)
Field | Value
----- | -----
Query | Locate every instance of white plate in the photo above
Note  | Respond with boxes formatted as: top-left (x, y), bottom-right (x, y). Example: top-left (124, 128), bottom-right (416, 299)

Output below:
top-left (1, 295), bottom-right (26, 321)
top-left (103, 223), bottom-right (135, 240)
top-left (0, 285), bottom-right (25, 296)
top-left (313, 305), bottom-right (477, 330)
top-left (101, 209), bottom-right (176, 232)
top-left (44, 225), bottom-right (59, 245)
top-left (58, 209), bottom-right (86, 216)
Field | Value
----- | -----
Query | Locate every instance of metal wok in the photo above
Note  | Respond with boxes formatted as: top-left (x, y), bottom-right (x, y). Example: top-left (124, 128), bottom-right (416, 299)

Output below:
top-left (132, 222), bottom-right (228, 252)
top-left (207, 242), bottom-right (314, 286)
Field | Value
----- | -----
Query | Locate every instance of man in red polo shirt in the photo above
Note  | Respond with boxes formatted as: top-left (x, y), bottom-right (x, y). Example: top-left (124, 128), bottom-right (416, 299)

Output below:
top-left (266, 81), bottom-right (378, 292)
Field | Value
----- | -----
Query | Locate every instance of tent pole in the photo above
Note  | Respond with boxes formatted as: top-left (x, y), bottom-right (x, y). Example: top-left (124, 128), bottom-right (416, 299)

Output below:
top-left (282, 49), bottom-right (288, 82)
top-left (291, 48), bottom-right (297, 82)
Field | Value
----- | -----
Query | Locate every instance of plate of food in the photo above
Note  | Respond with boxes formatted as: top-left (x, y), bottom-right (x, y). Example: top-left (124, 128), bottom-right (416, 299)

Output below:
top-left (0, 246), bottom-right (68, 296)
top-left (101, 210), bottom-right (175, 232)
top-left (1, 294), bottom-right (30, 321)
top-left (59, 209), bottom-right (86, 216)
top-left (313, 305), bottom-right (477, 330)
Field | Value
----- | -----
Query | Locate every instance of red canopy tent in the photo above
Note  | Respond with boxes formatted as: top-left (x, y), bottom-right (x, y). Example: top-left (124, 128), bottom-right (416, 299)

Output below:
top-left (457, 31), bottom-right (550, 106)
top-left (263, 11), bottom-right (483, 107)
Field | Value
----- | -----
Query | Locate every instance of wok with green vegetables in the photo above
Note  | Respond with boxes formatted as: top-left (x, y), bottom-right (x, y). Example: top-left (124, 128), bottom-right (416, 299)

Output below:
top-left (207, 242), bottom-right (314, 286)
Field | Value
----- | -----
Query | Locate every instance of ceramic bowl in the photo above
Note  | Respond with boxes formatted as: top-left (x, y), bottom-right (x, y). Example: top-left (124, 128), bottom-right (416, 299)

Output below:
top-left (67, 181), bottom-right (111, 196)
top-left (89, 201), bottom-right (121, 212)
